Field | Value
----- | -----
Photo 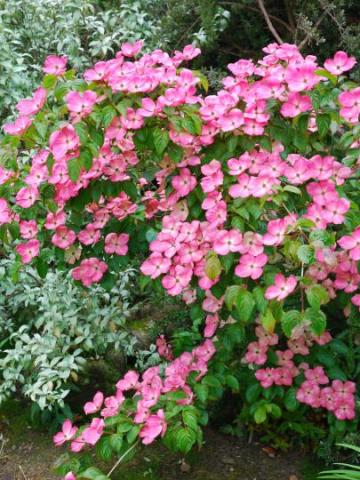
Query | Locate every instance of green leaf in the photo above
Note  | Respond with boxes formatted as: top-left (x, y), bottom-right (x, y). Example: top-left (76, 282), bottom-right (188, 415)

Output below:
top-left (309, 229), bottom-right (335, 247)
top-left (175, 427), bottom-right (197, 454)
top-left (261, 309), bottom-right (276, 333)
top-left (127, 425), bottom-right (140, 444)
top-left (281, 310), bottom-right (302, 337)
top-left (254, 406), bottom-right (267, 424)
top-left (74, 122), bottom-right (88, 144)
top-left (225, 374), bottom-right (240, 391)
top-left (245, 383), bottom-right (261, 403)
top-left (224, 285), bottom-right (242, 310)
top-left (284, 388), bottom-right (299, 411)
top-left (316, 113), bottom-right (331, 137)
top-left (80, 467), bottom-right (108, 480)
top-left (304, 307), bottom-right (327, 336)
top-left (305, 285), bottom-right (329, 309)
top-left (117, 422), bottom-right (133, 433)
top-left (203, 374), bottom-right (222, 389)
top-left (153, 128), bottom-right (169, 156)
top-left (101, 105), bottom-right (117, 128)
top-left (205, 253), bottom-right (222, 280)
top-left (110, 434), bottom-right (123, 453)
top-left (67, 157), bottom-right (82, 182)
top-left (42, 74), bottom-right (57, 89)
top-left (315, 68), bottom-right (337, 85)
top-left (182, 409), bottom-right (198, 431)
top-left (235, 289), bottom-right (255, 322)
top-left (297, 244), bottom-right (315, 264)
top-left (96, 436), bottom-right (112, 462)
top-left (194, 384), bottom-right (208, 403)
top-left (80, 149), bottom-right (93, 171)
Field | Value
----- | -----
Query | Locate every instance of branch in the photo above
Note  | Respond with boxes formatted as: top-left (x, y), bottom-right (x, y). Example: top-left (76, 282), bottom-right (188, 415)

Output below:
top-left (256, 0), bottom-right (284, 44)
top-left (220, 2), bottom-right (292, 32)
top-left (298, 9), bottom-right (328, 50)
top-left (107, 441), bottom-right (139, 477)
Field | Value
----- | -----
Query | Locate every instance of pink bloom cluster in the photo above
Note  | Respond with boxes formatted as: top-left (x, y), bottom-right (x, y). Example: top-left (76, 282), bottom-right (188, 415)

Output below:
top-left (53, 338), bottom-right (215, 450)
top-left (246, 323), bottom-right (355, 420)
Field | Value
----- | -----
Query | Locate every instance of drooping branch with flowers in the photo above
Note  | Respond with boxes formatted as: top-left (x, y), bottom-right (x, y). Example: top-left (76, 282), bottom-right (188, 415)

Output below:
top-left (0, 40), bottom-right (359, 479)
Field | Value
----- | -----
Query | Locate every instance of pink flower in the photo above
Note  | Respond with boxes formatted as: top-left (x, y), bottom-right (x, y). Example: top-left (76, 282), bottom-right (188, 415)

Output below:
top-left (64, 473), bottom-right (76, 480)
top-left (66, 90), bottom-right (98, 116)
top-left (296, 380), bottom-right (321, 407)
top-left (104, 233), bottom-right (129, 255)
top-left (19, 220), bottom-right (38, 239)
top-left (16, 87), bottom-right (47, 116)
top-left (334, 401), bottom-right (355, 420)
top-left (78, 224), bottom-right (101, 245)
top-left (84, 391), bottom-right (104, 415)
top-left (162, 265), bottom-right (193, 295)
top-left (156, 335), bottom-right (174, 360)
top-left (139, 409), bottom-right (167, 445)
top-left (16, 239), bottom-right (40, 264)
top-left (244, 341), bottom-right (268, 365)
top-left (0, 199), bottom-right (13, 225)
top-left (3, 116), bottom-right (32, 136)
top-left (49, 125), bottom-right (80, 161)
top-left (140, 253), bottom-right (171, 279)
top-left (121, 40), bottom-right (144, 57)
top-left (43, 55), bottom-right (67, 76)
top-left (15, 186), bottom-right (39, 208)
top-left (235, 253), bottom-right (268, 280)
top-left (53, 419), bottom-right (77, 446)
top-left (213, 229), bottom-right (242, 255)
top-left (52, 226), bottom-right (76, 249)
top-left (255, 368), bottom-right (276, 388)
top-left (338, 227), bottom-right (360, 261)
top-left (204, 314), bottom-right (219, 338)
top-left (324, 51), bottom-right (356, 75)
top-left (71, 258), bottom-right (108, 286)
top-left (280, 92), bottom-right (312, 118)
top-left (172, 168), bottom-right (197, 197)
top-left (116, 371), bottom-right (139, 391)
top-left (82, 418), bottom-right (104, 446)
top-left (265, 273), bottom-right (297, 301)
top-left (304, 366), bottom-right (329, 385)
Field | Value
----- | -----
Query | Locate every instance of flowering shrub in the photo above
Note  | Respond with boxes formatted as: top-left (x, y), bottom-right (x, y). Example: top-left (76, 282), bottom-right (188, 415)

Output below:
top-left (0, 39), bottom-right (359, 478)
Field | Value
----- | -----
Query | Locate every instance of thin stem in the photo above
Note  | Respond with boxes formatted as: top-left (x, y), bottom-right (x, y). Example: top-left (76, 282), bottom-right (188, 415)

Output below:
top-left (107, 441), bottom-right (139, 478)
top-left (256, 0), bottom-right (284, 44)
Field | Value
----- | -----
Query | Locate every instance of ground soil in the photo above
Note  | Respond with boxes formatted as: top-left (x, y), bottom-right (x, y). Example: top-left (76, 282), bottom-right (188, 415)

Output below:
top-left (0, 401), bottom-right (319, 480)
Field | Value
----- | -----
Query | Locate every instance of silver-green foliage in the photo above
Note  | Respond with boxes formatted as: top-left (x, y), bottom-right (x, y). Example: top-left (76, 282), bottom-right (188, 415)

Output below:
top-left (0, 0), bottom-right (161, 121)
top-left (0, 258), bottom-right (157, 409)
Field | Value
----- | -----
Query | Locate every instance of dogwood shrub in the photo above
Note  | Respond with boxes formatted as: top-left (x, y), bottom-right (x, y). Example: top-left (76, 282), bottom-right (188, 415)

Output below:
top-left (0, 40), bottom-right (359, 478)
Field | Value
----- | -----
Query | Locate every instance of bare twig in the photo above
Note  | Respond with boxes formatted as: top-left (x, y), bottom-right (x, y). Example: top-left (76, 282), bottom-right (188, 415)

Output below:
top-left (18, 465), bottom-right (29, 480)
top-left (256, 0), bottom-right (284, 44)
top-left (107, 441), bottom-right (139, 477)
top-left (220, 2), bottom-right (292, 32)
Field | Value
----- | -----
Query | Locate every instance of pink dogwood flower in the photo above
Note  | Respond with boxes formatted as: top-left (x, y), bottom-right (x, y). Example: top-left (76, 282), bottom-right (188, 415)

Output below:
top-left (16, 239), bottom-right (40, 264)
top-left (104, 233), bottom-right (129, 255)
top-left (265, 273), bottom-right (297, 301)
top-left (43, 55), bottom-right (68, 76)
top-left (324, 51), bottom-right (356, 75)
top-left (235, 253), bottom-right (268, 280)
top-left (52, 226), bottom-right (76, 249)
top-left (17, 87), bottom-right (47, 116)
top-left (3, 116), bottom-right (32, 136)
top-left (139, 409), bottom-right (167, 445)
top-left (84, 391), bottom-right (104, 415)
top-left (53, 419), bottom-right (77, 446)
top-left (82, 418), bottom-right (104, 446)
